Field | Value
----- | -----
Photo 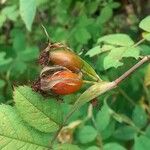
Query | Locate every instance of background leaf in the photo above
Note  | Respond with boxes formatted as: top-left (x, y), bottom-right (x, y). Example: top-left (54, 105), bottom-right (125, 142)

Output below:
top-left (139, 16), bottom-right (150, 32)
top-left (96, 102), bottom-right (111, 131)
top-left (98, 34), bottom-right (134, 47)
top-left (20, 0), bottom-right (36, 31)
top-left (97, 6), bottom-right (113, 24)
top-left (0, 52), bottom-right (12, 67)
top-left (113, 126), bottom-right (137, 141)
top-left (132, 105), bottom-right (148, 128)
top-left (103, 143), bottom-right (126, 150)
top-left (86, 146), bottom-right (99, 150)
top-left (77, 125), bottom-right (97, 144)
top-left (134, 135), bottom-right (150, 150)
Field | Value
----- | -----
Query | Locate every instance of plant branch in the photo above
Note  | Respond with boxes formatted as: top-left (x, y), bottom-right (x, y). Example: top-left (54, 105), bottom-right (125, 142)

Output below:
top-left (133, 38), bottom-right (146, 47)
top-left (114, 56), bottom-right (150, 86)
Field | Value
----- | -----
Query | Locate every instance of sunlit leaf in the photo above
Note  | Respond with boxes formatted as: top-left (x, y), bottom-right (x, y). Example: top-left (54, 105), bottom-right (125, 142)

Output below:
top-left (139, 16), bottom-right (150, 32)
top-left (20, 0), bottom-right (36, 31)
top-left (103, 47), bottom-right (140, 69)
top-left (0, 104), bottom-right (50, 150)
top-left (98, 34), bottom-right (134, 46)
top-left (14, 86), bottom-right (63, 133)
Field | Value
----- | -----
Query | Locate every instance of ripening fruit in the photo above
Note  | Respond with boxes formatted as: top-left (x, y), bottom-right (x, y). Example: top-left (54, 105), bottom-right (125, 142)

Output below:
top-left (45, 70), bottom-right (83, 95)
top-left (39, 43), bottom-right (83, 72)
top-left (49, 49), bottom-right (83, 72)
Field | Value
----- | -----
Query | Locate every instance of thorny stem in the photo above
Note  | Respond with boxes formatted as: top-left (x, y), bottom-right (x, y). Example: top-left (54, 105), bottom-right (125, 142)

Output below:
top-left (49, 56), bottom-right (150, 148)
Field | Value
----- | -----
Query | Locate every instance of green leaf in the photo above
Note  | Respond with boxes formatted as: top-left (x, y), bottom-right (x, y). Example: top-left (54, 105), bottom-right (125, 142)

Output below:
top-left (112, 112), bottom-right (135, 127)
top-left (14, 86), bottom-right (63, 133)
top-left (98, 6), bottom-right (113, 24)
top-left (132, 105), bottom-right (148, 128)
top-left (81, 59), bottom-right (101, 81)
top-left (19, 46), bottom-right (39, 61)
top-left (113, 126), bottom-right (137, 141)
top-left (77, 15), bottom-right (94, 27)
top-left (36, 0), bottom-right (49, 6)
top-left (96, 102), bottom-right (111, 131)
top-left (85, 46), bottom-right (101, 57)
top-left (0, 104), bottom-right (50, 150)
top-left (20, 0), bottom-right (36, 31)
top-left (142, 32), bottom-right (150, 41)
top-left (10, 59), bottom-right (27, 75)
top-left (104, 143), bottom-right (126, 150)
top-left (0, 14), bottom-right (6, 27)
top-left (86, 45), bottom-right (114, 57)
top-left (103, 47), bottom-right (140, 69)
top-left (140, 44), bottom-right (150, 55)
top-left (67, 82), bottom-right (114, 121)
top-left (74, 28), bottom-right (91, 44)
top-left (11, 29), bottom-right (26, 51)
top-left (101, 120), bottom-right (115, 140)
top-left (109, 2), bottom-right (121, 9)
top-left (0, 52), bottom-right (12, 67)
top-left (145, 125), bottom-right (150, 137)
top-left (0, 80), bottom-right (5, 88)
top-left (98, 34), bottom-right (134, 46)
top-left (77, 125), bottom-right (97, 144)
top-left (54, 143), bottom-right (81, 150)
top-left (86, 1), bottom-right (99, 15)
top-left (2, 5), bottom-right (19, 21)
top-left (139, 16), bottom-right (150, 32)
top-left (134, 135), bottom-right (150, 150)
top-left (86, 146), bottom-right (99, 150)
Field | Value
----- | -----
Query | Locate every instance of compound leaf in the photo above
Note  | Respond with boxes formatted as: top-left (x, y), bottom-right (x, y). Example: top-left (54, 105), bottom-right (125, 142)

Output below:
top-left (14, 86), bottom-right (63, 133)
top-left (0, 104), bottom-right (50, 150)
top-left (98, 34), bottom-right (134, 47)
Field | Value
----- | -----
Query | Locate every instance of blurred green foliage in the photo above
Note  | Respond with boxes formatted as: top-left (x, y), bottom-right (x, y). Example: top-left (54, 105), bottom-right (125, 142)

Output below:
top-left (0, 0), bottom-right (150, 149)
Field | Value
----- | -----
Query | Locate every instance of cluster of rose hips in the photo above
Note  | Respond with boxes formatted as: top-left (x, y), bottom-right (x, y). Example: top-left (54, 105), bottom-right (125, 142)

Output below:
top-left (32, 43), bottom-right (84, 95)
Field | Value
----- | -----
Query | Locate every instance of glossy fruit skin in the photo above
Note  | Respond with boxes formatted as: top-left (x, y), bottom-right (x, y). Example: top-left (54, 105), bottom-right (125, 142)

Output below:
top-left (49, 70), bottom-right (83, 95)
top-left (49, 43), bottom-right (83, 72)
top-left (49, 50), bottom-right (83, 72)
